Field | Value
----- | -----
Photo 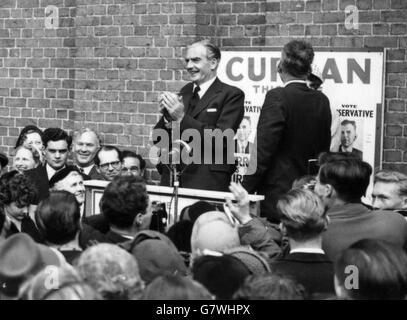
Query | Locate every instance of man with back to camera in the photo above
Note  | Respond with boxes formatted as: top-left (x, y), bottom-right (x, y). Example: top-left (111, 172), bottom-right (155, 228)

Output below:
top-left (338, 119), bottom-right (362, 160)
top-left (154, 39), bottom-right (244, 192)
top-left (313, 156), bottom-right (407, 261)
top-left (242, 40), bottom-right (332, 223)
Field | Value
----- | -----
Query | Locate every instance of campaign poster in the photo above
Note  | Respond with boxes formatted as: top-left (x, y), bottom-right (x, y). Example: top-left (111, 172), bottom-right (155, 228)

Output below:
top-left (217, 49), bottom-right (385, 204)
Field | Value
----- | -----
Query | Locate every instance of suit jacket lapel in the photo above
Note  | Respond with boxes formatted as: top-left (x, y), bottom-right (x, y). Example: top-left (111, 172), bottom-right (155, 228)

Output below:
top-left (39, 164), bottom-right (49, 181)
top-left (190, 78), bottom-right (222, 118)
top-left (181, 83), bottom-right (194, 115)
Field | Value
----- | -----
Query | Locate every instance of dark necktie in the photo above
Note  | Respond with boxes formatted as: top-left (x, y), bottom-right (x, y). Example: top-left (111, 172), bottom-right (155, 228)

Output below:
top-left (187, 86), bottom-right (200, 115)
top-left (77, 166), bottom-right (84, 174)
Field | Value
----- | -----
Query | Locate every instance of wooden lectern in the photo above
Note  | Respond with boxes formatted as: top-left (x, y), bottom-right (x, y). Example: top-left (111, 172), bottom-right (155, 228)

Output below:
top-left (84, 180), bottom-right (264, 226)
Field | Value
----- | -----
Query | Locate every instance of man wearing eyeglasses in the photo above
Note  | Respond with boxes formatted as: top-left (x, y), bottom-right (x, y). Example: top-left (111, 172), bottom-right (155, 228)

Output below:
top-left (94, 146), bottom-right (123, 181)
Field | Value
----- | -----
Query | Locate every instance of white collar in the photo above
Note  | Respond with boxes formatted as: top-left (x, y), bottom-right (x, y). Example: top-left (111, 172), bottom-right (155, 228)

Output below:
top-left (6, 214), bottom-right (22, 232)
top-left (284, 79), bottom-right (307, 87)
top-left (340, 145), bottom-right (354, 153)
top-left (77, 163), bottom-right (94, 175)
top-left (290, 248), bottom-right (325, 254)
top-left (46, 163), bottom-right (57, 180)
top-left (194, 76), bottom-right (217, 98)
top-left (46, 163), bottom-right (65, 180)
top-left (120, 234), bottom-right (134, 240)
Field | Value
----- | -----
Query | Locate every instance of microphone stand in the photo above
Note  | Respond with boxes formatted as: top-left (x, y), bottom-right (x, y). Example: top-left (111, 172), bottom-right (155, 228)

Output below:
top-left (171, 162), bottom-right (180, 225)
top-left (166, 150), bottom-right (180, 226)
top-left (167, 148), bottom-right (189, 226)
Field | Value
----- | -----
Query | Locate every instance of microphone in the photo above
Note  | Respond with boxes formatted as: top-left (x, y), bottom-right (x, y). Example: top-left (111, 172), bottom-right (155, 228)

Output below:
top-left (172, 139), bottom-right (192, 154)
top-left (167, 140), bottom-right (192, 165)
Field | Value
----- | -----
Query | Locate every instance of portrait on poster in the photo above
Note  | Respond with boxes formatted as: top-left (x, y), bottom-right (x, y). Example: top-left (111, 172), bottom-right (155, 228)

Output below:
top-left (218, 49), bottom-right (384, 193)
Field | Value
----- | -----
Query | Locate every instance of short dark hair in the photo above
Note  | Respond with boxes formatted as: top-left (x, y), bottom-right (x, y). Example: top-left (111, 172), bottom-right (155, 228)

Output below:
top-left (0, 171), bottom-right (37, 206)
top-left (100, 175), bottom-right (149, 229)
top-left (94, 145), bottom-right (123, 166)
top-left (335, 239), bottom-right (407, 300)
top-left (15, 125), bottom-right (43, 149)
top-left (281, 40), bottom-right (314, 78)
top-left (318, 151), bottom-right (358, 166)
top-left (35, 191), bottom-right (80, 245)
top-left (190, 39), bottom-right (221, 61)
top-left (341, 119), bottom-right (356, 129)
top-left (42, 128), bottom-right (72, 149)
top-left (318, 158), bottom-right (372, 202)
top-left (122, 150), bottom-right (146, 171)
top-left (233, 273), bottom-right (306, 300)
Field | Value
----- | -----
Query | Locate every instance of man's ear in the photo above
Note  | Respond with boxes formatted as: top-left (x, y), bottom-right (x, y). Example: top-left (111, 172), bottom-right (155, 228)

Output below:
top-left (401, 196), bottom-right (407, 210)
top-left (210, 58), bottom-right (219, 71)
top-left (319, 183), bottom-right (333, 199)
top-left (134, 212), bottom-right (143, 227)
top-left (323, 216), bottom-right (330, 231)
top-left (279, 222), bottom-right (287, 235)
top-left (325, 183), bottom-right (334, 198)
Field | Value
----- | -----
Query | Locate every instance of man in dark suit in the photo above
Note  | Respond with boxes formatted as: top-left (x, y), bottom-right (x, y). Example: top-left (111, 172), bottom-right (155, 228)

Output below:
top-left (271, 188), bottom-right (335, 297)
top-left (314, 156), bottom-right (407, 262)
top-left (338, 119), bottom-right (363, 160)
top-left (235, 116), bottom-right (253, 154)
top-left (93, 145), bottom-right (123, 181)
top-left (85, 175), bottom-right (152, 244)
top-left (72, 127), bottom-right (104, 180)
top-left (25, 128), bottom-right (72, 203)
top-left (154, 40), bottom-right (244, 192)
top-left (242, 40), bottom-right (331, 222)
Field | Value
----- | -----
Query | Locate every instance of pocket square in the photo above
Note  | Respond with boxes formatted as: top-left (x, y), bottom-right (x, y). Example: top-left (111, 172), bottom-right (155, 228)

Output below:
top-left (207, 108), bottom-right (217, 112)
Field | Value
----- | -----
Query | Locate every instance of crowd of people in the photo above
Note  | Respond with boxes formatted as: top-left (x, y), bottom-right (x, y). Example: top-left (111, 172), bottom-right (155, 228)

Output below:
top-left (0, 38), bottom-right (406, 300)
top-left (0, 125), bottom-right (406, 300)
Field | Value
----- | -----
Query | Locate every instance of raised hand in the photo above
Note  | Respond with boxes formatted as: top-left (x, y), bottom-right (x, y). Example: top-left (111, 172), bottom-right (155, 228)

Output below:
top-left (225, 182), bottom-right (252, 224)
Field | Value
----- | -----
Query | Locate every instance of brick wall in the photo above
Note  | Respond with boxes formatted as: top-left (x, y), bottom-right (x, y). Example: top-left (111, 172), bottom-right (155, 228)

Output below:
top-left (0, 0), bottom-right (406, 178)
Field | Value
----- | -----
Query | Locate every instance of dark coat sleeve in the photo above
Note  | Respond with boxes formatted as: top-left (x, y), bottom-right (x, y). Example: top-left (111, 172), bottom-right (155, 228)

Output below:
top-left (242, 89), bottom-right (287, 193)
top-left (238, 216), bottom-right (282, 260)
